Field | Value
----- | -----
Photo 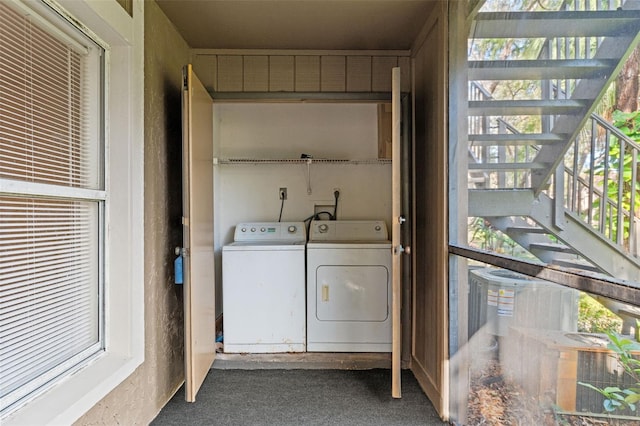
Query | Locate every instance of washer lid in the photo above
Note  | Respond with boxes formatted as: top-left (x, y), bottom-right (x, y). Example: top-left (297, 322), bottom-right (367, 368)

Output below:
top-left (223, 241), bottom-right (306, 251)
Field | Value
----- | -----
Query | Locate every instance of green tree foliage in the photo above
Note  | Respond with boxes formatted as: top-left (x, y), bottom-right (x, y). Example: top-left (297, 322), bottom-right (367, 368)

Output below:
top-left (469, 217), bottom-right (517, 253)
top-left (578, 293), bottom-right (622, 334)
top-left (614, 110), bottom-right (640, 140)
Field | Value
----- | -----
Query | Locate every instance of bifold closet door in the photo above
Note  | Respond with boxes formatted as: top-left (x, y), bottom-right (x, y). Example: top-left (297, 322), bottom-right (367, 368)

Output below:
top-left (391, 66), bottom-right (402, 399)
top-left (182, 64), bottom-right (216, 402)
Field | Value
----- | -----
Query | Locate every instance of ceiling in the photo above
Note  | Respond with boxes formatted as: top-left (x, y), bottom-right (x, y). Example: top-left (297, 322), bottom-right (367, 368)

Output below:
top-left (155, 1), bottom-right (436, 51)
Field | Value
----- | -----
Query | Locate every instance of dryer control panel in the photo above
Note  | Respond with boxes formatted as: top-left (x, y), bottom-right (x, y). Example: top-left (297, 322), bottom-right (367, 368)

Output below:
top-left (309, 220), bottom-right (388, 241)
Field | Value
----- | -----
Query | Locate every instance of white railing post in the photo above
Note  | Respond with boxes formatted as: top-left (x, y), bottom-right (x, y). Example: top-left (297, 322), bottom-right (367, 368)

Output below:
top-left (554, 163), bottom-right (566, 230)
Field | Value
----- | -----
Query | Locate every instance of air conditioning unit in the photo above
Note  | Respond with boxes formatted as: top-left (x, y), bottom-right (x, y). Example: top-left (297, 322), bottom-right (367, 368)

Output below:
top-left (468, 268), bottom-right (579, 337)
top-left (509, 329), bottom-right (639, 414)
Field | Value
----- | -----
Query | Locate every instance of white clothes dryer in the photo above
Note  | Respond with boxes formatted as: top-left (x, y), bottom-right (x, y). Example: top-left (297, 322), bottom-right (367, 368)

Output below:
top-left (222, 222), bottom-right (306, 353)
top-left (306, 220), bottom-right (392, 352)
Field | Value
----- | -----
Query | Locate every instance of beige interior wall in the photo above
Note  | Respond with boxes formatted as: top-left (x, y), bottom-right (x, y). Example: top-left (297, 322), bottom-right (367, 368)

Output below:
top-left (75, 1), bottom-right (188, 423)
top-left (410, 0), bottom-right (449, 420)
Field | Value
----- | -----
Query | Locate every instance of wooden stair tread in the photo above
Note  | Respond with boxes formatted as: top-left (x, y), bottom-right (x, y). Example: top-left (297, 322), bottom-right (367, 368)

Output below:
top-left (473, 10), bottom-right (640, 39)
top-left (469, 99), bottom-right (588, 115)
top-left (507, 226), bottom-right (547, 234)
top-left (469, 59), bottom-right (616, 80)
top-left (469, 133), bottom-right (567, 146)
top-left (469, 162), bottom-right (549, 170)
top-left (529, 242), bottom-right (574, 253)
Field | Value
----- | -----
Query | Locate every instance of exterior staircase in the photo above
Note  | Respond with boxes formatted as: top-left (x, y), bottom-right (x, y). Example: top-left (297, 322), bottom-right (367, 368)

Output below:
top-left (467, 0), bottom-right (640, 293)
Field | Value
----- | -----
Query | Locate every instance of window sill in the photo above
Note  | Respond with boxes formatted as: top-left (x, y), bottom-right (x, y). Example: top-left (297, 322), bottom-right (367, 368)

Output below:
top-left (4, 352), bottom-right (143, 426)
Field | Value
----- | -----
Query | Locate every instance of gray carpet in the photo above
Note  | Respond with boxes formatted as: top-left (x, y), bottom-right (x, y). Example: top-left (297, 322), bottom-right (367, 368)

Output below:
top-left (152, 369), bottom-right (448, 425)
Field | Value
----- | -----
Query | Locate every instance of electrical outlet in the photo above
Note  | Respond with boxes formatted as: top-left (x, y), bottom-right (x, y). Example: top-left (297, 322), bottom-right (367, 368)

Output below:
top-left (279, 187), bottom-right (287, 200)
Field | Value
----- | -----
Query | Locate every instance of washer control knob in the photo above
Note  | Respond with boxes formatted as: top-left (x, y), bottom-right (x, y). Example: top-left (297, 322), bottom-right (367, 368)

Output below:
top-left (250, 227), bottom-right (256, 232)
top-left (375, 225), bottom-right (381, 231)
top-left (260, 227), bottom-right (266, 232)
top-left (318, 223), bottom-right (329, 233)
top-left (241, 227), bottom-right (246, 233)
top-left (288, 225), bottom-right (297, 233)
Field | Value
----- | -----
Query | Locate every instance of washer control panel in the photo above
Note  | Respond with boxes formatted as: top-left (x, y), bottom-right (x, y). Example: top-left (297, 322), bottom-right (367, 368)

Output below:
top-left (309, 220), bottom-right (388, 241)
top-left (234, 222), bottom-right (306, 242)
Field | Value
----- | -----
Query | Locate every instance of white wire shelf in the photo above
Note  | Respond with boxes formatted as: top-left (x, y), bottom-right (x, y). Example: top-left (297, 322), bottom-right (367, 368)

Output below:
top-left (214, 158), bottom-right (391, 165)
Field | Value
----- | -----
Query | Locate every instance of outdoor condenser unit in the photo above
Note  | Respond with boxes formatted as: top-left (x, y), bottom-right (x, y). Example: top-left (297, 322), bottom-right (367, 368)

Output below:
top-left (510, 329), bottom-right (639, 414)
top-left (468, 268), bottom-right (579, 337)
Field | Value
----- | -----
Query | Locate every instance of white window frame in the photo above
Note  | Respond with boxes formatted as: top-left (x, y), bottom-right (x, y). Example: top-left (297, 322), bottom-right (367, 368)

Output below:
top-left (3, 0), bottom-right (144, 424)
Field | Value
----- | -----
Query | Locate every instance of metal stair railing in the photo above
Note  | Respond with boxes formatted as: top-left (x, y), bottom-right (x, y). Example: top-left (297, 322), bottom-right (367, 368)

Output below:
top-left (467, 0), bottom-right (640, 261)
top-left (469, 0), bottom-right (627, 190)
top-left (469, 97), bottom-right (640, 259)
top-left (469, 81), bottom-right (640, 259)
top-left (533, 0), bottom-right (637, 195)
top-left (560, 112), bottom-right (640, 257)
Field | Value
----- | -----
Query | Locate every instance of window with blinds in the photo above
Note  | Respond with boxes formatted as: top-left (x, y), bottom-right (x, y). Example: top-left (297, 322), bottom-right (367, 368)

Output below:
top-left (0, 0), bottom-right (104, 415)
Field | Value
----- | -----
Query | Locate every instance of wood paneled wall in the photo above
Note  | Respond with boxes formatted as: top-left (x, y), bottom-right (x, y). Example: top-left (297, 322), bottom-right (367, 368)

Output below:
top-left (191, 51), bottom-right (411, 93)
top-left (410, 1), bottom-right (449, 420)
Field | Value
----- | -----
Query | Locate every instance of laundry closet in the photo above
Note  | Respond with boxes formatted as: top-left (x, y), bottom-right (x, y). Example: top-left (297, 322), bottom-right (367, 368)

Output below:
top-left (181, 55), bottom-right (408, 340)
top-left (177, 1), bottom-right (449, 409)
top-left (180, 52), bottom-right (411, 396)
top-left (214, 100), bottom-right (395, 351)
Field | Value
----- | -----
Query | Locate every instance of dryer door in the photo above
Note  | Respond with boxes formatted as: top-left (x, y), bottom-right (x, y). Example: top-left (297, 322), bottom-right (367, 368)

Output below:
top-left (316, 265), bottom-right (389, 322)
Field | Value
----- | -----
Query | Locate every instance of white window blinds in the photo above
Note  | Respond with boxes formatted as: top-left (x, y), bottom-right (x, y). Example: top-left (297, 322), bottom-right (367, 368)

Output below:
top-left (0, 197), bottom-right (100, 405)
top-left (0, 1), bottom-right (104, 414)
top-left (0, 1), bottom-right (102, 189)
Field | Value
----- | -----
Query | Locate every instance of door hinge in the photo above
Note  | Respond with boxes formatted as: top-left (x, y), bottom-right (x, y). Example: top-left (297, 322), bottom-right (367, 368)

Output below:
top-left (174, 247), bottom-right (190, 257)
top-left (393, 245), bottom-right (411, 255)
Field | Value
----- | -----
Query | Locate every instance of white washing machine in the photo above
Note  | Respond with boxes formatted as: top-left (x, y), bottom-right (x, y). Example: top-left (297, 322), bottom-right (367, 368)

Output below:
top-left (222, 222), bottom-right (306, 353)
top-left (306, 220), bottom-right (392, 352)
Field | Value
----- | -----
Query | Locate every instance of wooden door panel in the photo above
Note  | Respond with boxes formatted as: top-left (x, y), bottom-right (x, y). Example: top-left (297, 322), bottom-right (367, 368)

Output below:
top-left (391, 67), bottom-right (402, 398)
top-left (182, 64), bottom-right (216, 402)
top-left (410, 3), bottom-right (449, 419)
